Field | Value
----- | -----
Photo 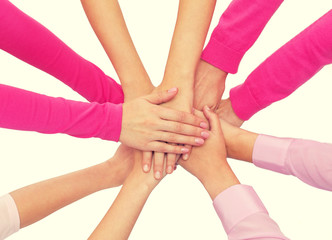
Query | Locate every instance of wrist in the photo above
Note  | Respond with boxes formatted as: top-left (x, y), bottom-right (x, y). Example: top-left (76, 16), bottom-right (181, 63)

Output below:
top-left (200, 164), bottom-right (240, 200)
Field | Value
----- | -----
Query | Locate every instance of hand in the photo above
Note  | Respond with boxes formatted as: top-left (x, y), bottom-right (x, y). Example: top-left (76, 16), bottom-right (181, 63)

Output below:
top-left (193, 60), bottom-right (227, 111)
top-left (120, 88), bottom-right (209, 153)
top-left (216, 98), bottom-right (244, 127)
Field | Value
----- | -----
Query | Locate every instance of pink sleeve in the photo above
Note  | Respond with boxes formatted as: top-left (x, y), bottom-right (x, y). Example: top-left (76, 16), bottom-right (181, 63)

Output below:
top-left (201, 0), bottom-right (283, 74)
top-left (0, 84), bottom-right (122, 142)
top-left (213, 184), bottom-right (288, 240)
top-left (230, 10), bottom-right (332, 120)
top-left (0, 194), bottom-right (20, 239)
top-left (253, 135), bottom-right (332, 191)
top-left (0, 0), bottom-right (123, 104)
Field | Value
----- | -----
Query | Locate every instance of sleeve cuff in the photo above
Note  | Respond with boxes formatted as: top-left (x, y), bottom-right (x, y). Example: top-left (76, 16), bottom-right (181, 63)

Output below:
top-left (201, 36), bottom-right (243, 74)
top-left (253, 134), bottom-right (294, 175)
top-left (0, 194), bottom-right (20, 239)
top-left (96, 103), bottom-right (123, 142)
top-left (213, 184), bottom-right (268, 234)
top-left (229, 83), bottom-right (262, 121)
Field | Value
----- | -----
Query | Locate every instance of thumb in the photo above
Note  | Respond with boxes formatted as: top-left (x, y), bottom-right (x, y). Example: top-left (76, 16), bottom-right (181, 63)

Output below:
top-left (145, 87), bottom-right (178, 104)
top-left (203, 105), bottom-right (221, 133)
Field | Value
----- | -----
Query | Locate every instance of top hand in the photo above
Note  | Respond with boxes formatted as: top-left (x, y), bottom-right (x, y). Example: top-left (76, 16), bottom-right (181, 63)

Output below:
top-left (120, 88), bottom-right (209, 154)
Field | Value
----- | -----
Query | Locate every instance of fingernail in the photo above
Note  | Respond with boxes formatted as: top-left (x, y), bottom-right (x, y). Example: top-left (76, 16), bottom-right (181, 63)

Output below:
top-left (181, 148), bottom-right (189, 153)
top-left (143, 164), bottom-right (149, 172)
top-left (183, 154), bottom-right (189, 160)
top-left (167, 87), bottom-right (177, 93)
top-left (195, 138), bottom-right (204, 145)
top-left (200, 122), bottom-right (208, 129)
top-left (155, 171), bottom-right (161, 179)
top-left (167, 166), bottom-right (173, 174)
top-left (205, 105), bottom-right (211, 111)
top-left (201, 131), bottom-right (209, 139)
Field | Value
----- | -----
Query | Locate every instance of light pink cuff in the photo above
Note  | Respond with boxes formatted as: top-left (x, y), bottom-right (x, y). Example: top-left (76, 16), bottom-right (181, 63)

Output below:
top-left (213, 184), bottom-right (268, 234)
top-left (0, 194), bottom-right (20, 239)
top-left (253, 135), bottom-right (293, 175)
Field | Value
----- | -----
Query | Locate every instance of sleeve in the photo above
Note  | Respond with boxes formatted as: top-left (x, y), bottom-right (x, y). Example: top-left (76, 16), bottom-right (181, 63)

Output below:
top-left (253, 135), bottom-right (332, 191)
top-left (213, 184), bottom-right (288, 240)
top-left (230, 10), bottom-right (332, 120)
top-left (0, 84), bottom-right (122, 142)
top-left (201, 0), bottom-right (283, 74)
top-left (0, 0), bottom-right (123, 104)
top-left (0, 194), bottom-right (20, 240)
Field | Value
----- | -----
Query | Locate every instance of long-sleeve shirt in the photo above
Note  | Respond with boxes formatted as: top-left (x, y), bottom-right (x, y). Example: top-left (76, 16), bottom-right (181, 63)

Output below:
top-left (201, 0), bottom-right (283, 74)
top-left (253, 135), bottom-right (332, 191)
top-left (0, 0), bottom-right (124, 141)
top-left (0, 195), bottom-right (19, 240)
top-left (230, 10), bottom-right (332, 120)
top-left (213, 184), bottom-right (288, 240)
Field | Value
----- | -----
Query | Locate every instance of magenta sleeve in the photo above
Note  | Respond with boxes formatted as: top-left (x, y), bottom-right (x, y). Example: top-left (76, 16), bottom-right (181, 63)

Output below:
top-left (201, 0), bottom-right (283, 74)
top-left (213, 184), bottom-right (288, 240)
top-left (0, 0), bottom-right (124, 104)
top-left (253, 135), bottom-right (332, 191)
top-left (230, 10), bottom-right (332, 120)
top-left (0, 84), bottom-right (122, 142)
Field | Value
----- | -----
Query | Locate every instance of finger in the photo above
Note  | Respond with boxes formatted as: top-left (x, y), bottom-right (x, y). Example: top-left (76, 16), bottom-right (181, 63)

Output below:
top-left (166, 152), bottom-right (177, 174)
top-left (182, 144), bottom-right (192, 160)
top-left (142, 151), bottom-right (152, 173)
top-left (157, 132), bottom-right (205, 146)
top-left (148, 142), bottom-right (190, 154)
top-left (203, 105), bottom-right (222, 133)
top-left (159, 109), bottom-right (208, 129)
top-left (144, 88), bottom-right (178, 104)
top-left (159, 121), bottom-right (210, 139)
top-left (153, 152), bottom-right (165, 180)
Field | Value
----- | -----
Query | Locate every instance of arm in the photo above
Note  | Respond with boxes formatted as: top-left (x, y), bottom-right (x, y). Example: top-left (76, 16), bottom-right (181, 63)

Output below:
top-left (179, 107), bottom-right (288, 239)
top-left (0, 145), bottom-right (134, 238)
top-left (0, 0), bottom-right (123, 104)
top-left (80, 0), bottom-right (153, 97)
top-left (227, 10), bottom-right (332, 122)
top-left (88, 151), bottom-right (163, 239)
top-left (220, 119), bottom-right (332, 191)
top-left (194, 0), bottom-right (283, 111)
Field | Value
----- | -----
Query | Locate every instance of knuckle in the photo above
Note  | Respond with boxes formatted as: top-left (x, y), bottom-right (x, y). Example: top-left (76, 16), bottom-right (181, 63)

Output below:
top-left (174, 123), bottom-right (183, 132)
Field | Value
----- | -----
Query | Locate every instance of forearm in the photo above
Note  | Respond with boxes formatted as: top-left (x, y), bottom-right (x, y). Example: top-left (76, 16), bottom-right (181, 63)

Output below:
top-left (81, 0), bottom-right (153, 98)
top-left (10, 161), bottom-right (116, 228)
top-left (161, 0), bottom-right (216, 103)
top-left (89, 177), bottom-right (154, 239)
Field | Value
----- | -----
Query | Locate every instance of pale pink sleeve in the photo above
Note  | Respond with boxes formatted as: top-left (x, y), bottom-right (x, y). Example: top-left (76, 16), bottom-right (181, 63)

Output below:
top-left (213, 184), bottom-right (288, 240)
top-left (230, 10), bottom-right (332, 120)
top-left (0, 84), bottom-right (122, 142)
top-left (253, 135), bottom-right (332, 191)
top-left (0, 194), bottom-right (20, 239)
top-left (0, 0), bottom-right (123, 104)
top-left (201, 0), bottom-right (283, 74)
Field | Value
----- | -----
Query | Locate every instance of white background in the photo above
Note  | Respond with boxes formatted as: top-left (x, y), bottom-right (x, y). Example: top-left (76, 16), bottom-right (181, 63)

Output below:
top-left (1, 0), bottom-right (332, 239)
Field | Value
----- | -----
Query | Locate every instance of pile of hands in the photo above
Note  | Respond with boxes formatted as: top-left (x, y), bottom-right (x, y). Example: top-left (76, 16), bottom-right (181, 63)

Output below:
top-left (109, 60), bottom-right (242, 198)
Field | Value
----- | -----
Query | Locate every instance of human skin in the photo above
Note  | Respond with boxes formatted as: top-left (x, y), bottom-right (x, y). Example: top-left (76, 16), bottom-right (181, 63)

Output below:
top-left (10, 144), bottom-right (135, 229)
top-left (146, 0), bottom-right (217, 179)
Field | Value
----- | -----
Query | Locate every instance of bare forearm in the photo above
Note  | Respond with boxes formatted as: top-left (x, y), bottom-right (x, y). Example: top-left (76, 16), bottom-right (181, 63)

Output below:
top-left (81, 0), bottom-right (153, 97)
top-left (10, 161), bottom-right (115, 228)
top-left (89, 178), bottom-right (154, 239)
top-left (161, 0), bottom-right (216, 99)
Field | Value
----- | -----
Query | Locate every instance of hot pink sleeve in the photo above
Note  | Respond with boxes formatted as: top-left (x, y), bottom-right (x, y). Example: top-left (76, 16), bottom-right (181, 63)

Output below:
top-left (0, 0), bottom-right (123, 104)
top-left (201, 0), bottom-right (283, 74)
top-left (213, 184), bottom-right (288, 240)
top-left (230, 10), bottom-right (332, 120)
top-left (0, 194), bottom-right (20, 239)
top-left (0, 84), bottom-right (122, 142)
top-left (253, 135), bottom-right (332, 191)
